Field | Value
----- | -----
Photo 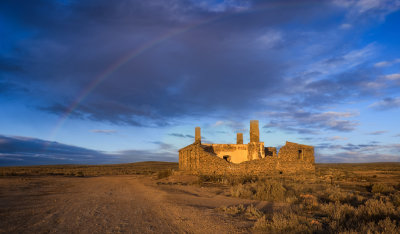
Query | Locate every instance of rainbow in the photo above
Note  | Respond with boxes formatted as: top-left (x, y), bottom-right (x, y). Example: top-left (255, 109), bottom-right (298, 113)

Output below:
top-left (48, 15), bottom-right (223, 140)
top-left (48, 1), bottom-right (311, 141)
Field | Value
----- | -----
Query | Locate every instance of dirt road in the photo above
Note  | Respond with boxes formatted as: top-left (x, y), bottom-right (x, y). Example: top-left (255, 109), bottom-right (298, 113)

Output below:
top-left (0, 176), bottom-right (268, 233)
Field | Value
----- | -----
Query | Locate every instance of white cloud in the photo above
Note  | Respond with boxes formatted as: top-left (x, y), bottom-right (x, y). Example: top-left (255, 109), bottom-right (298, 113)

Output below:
top-left (326, 136), bottom-right (348, 141)
top-left (211, 120), bottom-right (245, 132)
top-left (384, 73), bottom-right (400, 80)
top-left (90, 129), bottom-right (117, 134)
top-left (309, 43), bottom-right (376, 75)
top-left (193, 0), bottom-right (251, 12)
top-left (374, 58), bottom-right (400, 67)
top-left (257, 30), bottom-right (283, 49)
top-left (213, 121), bottom-right (225, 127)
top-left (369, 97), bottom-right (400, 110)
top-left (367, 130), bottom-right (387, 135)
top-left (356, 0), bottom-right (382, 13)
top-left (318, 151), bottom-right (400, 163)
top-left (340, 23), bottom-right (352, 29)
top-left (334, 0), bottom-right (400, 15)
top-left (342, 44), bottom-right (375, 65)
top-left (361, 81), bottom-right (386, 89)
top-left (374, 61), bottom-right (390, 67)
top-left (264, 110), bottom-right (359, 133)
top-left (319, 111), bottom-right (358, 118)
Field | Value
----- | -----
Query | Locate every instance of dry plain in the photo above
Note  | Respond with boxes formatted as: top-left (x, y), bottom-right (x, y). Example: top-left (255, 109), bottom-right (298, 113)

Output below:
top-left (1, 162), bottom-right (400, 233)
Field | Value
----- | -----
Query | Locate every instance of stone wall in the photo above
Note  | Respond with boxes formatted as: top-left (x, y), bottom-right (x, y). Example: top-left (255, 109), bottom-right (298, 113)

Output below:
top-left (278, 141), bottom-right (315, 163)
top-left (248, 142), bottom-right (265, 160)
top-left (179, 142), bottom-right (315, 176)
top-left (265, 147), bottom-right (277, 157)
top-left (203, 144), bottom-right (249, 164)
top-left (201, 142), bottom-right (270, 164)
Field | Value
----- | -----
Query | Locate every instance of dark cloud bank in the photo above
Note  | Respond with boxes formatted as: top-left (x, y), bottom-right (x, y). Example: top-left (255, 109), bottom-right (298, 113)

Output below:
top-left (0, 135), bottom-right (176, 166)
top-left (1, 0), bottom-right (374, 130)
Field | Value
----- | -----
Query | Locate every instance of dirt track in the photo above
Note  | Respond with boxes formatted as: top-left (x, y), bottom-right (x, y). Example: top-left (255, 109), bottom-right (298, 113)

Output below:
top-left (0, 176), bottom-right (271, 233)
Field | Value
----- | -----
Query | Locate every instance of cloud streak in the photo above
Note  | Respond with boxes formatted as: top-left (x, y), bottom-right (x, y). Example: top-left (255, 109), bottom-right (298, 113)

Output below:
top-left (91, 129), bottom-right (117, 134)
top-left (369, 97), bottom-right (400, 110)
top-left (263, 110), bottom-right (358, 134)
top-left (168, 133), bottom-right (195, 139)
top-left (367, 130), bottom-right (387, 135)
top-left (374, 58), bottom-right (400, 67)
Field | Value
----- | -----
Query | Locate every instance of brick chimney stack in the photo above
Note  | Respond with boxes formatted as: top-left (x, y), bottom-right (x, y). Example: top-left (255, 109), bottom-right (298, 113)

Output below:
top-left (195, 127), bottom-right (201, 144)
top-left (250, 120), bottom-right (259, 143)
top-left (237, 133), bottom-right (243, 144)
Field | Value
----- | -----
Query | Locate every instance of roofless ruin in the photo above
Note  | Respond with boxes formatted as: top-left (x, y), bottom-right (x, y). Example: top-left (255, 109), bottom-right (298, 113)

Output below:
top-left (179, 120), bottom-right (315, 175)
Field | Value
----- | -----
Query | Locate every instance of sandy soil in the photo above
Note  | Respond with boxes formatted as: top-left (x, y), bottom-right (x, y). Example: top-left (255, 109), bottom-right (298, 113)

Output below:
top-left (0, 175), bottom-right (275, 233)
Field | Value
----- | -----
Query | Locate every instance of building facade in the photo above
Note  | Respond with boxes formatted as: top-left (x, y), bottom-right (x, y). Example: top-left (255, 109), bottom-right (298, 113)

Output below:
top-left (178, 120), bottom-right (315, 175)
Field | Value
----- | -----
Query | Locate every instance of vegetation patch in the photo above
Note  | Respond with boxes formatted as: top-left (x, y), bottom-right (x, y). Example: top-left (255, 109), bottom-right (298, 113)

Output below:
top-left (156, 169), bottom-right (173, 179)
top-left (369, 183), bottom-right (395, 194)
top-left (230, 180), bottom-right (286, 202)
top-left (0, 162), bottom-right (179, 177)
top-left (218, 204), bottom-right (263, 220)
top-left (214, 163), bottom-right (400, 233)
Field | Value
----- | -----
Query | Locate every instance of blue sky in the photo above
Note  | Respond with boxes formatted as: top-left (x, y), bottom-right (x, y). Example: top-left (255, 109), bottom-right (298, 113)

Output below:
top-left (1, 0), bottom-right (400, 165)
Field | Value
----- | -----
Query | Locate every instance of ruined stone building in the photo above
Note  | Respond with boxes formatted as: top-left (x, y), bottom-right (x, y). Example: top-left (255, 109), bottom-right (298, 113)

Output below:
top-left (179, 120), bottom-right (315, 175)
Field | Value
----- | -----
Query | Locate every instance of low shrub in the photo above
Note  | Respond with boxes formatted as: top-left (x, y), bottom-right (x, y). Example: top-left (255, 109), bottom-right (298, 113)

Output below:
top-left (356, 199), bottom-right (396, 221)
top-left (244, 204), bottom-right (264, 220)
top-left (157, 169), bottom-right (173, 179)
top-left (298, 194), bottom-right (319, 211)
top-left (391, 192), bottom-right (400, 206)
top-left (370, 183), bottom-right (395, 194)
top-left (75, 171), bottom-right (85, 177)
top-left (230, 180), bottom-right (286, 201)
top-left (219, 204), bottom-right (263, 220)
top-left (219, 204), bottom-right (245, 215)
top-left (198, 174), bottom-right (256, 185)
top-left (253, 209), bottom-right (317, 233)
top-left (320, 201), bottom-right (356, 229)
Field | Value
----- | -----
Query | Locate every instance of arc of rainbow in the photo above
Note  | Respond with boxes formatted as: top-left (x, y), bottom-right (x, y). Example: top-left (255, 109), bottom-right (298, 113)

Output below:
top-left (47, 1), bottom-right (313, 143)
top-left (47, 15), bottom-right (224, 142)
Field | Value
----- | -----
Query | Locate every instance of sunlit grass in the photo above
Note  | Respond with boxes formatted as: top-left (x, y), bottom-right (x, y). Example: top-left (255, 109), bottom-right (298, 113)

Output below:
top-left (0, 161), bottom-right (178, 177)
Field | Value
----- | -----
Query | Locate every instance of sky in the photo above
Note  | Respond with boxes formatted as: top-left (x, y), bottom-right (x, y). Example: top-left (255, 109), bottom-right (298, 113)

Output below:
top-left (1, 0), bottom-right (400, 166)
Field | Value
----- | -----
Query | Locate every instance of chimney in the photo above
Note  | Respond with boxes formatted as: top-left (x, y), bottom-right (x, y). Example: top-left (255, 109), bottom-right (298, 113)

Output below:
top-left (195, 127), bottom-right (201, 144)
top-left (237, 133), bottom-right (243, 144)
top-left (250, 120), bottom-right (259, 143)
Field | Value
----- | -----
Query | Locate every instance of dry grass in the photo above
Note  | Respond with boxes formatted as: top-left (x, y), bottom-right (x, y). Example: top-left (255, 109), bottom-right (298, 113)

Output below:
top-left (0, 161), bottom-right (178, 177)
top-left (218, 204), bottom-right (263, 220)
top-left (230, 180), bottom-right (286, 201)
top-left (213, 163), bottom-right (400, 233)
top-left (156, 169), bottom-right (174, 179)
